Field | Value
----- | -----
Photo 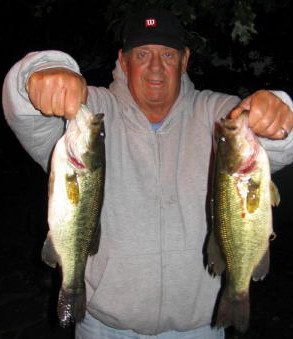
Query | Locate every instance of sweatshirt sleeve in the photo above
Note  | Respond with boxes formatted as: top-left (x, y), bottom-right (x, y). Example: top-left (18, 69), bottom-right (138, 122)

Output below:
top-left (2, 50), bottom-right (82, 172)
top-left (258, 91), bottom-right (293, 173)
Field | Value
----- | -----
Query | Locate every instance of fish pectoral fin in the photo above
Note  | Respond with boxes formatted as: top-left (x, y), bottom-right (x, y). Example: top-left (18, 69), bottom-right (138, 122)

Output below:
top-left (41, 234), bottom-right (60, 268)
top-left (66, 173), bottom-right (80, 205)
top-left (88, 222), bottom-right (101, 256)
top-left (206, 229), bottom-right (225, 276)
top-left (270, 181), bottom-right (280, 207)
top-left (246, 178), bottom-right (260, 213)
top-left (270, 232), bottom-right (277, 241)
top-left (252, 248), bottom-right (270, 281)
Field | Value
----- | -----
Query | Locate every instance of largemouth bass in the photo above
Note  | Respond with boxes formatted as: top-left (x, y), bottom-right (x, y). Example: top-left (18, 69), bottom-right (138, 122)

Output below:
top-left (207, 111), bottom-right (280, 332)
top-left (42, 105), bottom-right (105, 327)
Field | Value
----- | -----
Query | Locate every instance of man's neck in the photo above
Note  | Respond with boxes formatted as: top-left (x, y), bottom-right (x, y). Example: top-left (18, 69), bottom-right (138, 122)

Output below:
top-left (140, 103), bottom-right (172, 123)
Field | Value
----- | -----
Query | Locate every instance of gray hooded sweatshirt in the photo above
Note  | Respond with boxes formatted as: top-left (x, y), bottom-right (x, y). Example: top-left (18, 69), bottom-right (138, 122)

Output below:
top-left (3, 50), bottom-right (293, 335)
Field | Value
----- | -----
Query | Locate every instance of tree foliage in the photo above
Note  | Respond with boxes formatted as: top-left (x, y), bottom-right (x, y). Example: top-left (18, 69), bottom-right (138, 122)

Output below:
top-left (2, 0), bottom-right (293, 96)
top-left (103, 0), bottom-right (292, 96)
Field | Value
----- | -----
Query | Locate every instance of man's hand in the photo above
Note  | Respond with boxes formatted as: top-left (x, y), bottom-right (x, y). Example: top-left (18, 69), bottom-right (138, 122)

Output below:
top-left (230, 90), bottom-right (293, 139)
top-left (26, 67), bottom-right (88, 120)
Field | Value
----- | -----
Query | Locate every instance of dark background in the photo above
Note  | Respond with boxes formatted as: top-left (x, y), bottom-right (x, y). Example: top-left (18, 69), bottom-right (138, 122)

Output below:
top-left (0, 1), bottom-right (293, 338)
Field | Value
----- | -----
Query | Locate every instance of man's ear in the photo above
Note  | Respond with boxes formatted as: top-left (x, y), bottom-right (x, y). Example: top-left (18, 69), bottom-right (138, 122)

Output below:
top-left (118, 49), bottom-right (128, 75)
top-left (181, 47), bottom-right (190, 74)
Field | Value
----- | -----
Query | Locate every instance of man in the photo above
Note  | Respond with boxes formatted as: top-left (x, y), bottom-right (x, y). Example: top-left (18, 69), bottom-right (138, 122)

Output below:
top-left (3, 8), bottom-right (293, 339)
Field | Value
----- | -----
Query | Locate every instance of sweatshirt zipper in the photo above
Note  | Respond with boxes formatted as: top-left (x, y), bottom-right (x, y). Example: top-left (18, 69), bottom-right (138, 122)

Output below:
top-left (154, 131), bottom-right (164, 333)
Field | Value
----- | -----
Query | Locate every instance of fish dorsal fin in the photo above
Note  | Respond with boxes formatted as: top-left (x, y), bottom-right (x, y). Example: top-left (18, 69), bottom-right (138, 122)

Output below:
top-left (270, 181), bottom-right (280, 207)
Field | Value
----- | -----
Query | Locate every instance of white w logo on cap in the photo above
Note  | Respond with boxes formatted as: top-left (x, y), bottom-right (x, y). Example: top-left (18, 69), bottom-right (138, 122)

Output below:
top-left (145, 18), bottom-right (157, 27)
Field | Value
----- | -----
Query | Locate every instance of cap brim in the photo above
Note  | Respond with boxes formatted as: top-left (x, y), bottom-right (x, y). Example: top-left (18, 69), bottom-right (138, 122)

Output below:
top-left (122, 33), bottom-right (185, 52)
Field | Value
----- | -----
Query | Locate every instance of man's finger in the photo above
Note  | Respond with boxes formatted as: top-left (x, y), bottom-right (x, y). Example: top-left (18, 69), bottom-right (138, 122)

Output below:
top-left (81, 85), bottom-right (88, 104)
top-left (52, 87), bottom-right (65, 116)
top-left (64, 87), bottom-right (81, 119)
top-left (228, 105), bottom-right (249, 120)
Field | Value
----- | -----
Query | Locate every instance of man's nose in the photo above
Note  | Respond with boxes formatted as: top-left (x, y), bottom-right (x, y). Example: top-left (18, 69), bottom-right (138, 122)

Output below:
top-left (149, 54), bottom-right (163, 72)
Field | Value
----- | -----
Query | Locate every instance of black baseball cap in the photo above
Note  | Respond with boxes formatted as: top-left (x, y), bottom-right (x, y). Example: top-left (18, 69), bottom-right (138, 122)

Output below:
top-left (122, 9), bottom-right (186, 52)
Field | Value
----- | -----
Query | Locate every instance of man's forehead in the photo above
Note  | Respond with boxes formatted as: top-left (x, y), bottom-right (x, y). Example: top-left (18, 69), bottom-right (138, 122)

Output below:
top-left (132, 45), bottom-right (179, 52)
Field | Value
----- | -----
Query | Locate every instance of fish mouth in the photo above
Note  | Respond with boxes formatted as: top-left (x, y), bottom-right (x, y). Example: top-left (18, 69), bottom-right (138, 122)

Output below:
top-left (238, 134), bottom-right (259, 175)
top-left (222, 112), bottom-right (259, 175)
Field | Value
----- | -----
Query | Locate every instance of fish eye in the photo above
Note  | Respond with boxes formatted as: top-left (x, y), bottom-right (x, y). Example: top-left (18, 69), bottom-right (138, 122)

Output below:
top-left (218, 136), bottom-right (226, 143)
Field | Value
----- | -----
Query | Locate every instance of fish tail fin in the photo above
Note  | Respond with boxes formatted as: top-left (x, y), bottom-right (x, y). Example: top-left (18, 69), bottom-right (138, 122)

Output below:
top-left (216, 288), bottom-right (250, 333)
top-left (57, 285), bottom-right (86, 327)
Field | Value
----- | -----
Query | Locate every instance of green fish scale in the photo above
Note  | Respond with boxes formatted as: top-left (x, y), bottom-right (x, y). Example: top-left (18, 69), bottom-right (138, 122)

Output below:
top-left (214, 163), bottom-right (271, 295)
top-left (59, 165), bottom-right (104, 291)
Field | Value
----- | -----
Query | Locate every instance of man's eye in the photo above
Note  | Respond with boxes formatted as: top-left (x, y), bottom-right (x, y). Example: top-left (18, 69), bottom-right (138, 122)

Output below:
top-left (137, 51), bottom-right (148, 59)
top-left (163, 52), bottom-right (173, 58)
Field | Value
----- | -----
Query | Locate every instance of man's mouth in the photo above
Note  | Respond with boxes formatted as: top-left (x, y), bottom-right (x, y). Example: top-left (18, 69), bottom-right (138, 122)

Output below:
top-left (147, 79), bottom-right (164, 86)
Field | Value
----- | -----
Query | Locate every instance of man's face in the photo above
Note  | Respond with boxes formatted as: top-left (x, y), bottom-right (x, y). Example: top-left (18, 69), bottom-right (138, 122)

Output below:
top-left (119, 45), bottom-right (190, 120)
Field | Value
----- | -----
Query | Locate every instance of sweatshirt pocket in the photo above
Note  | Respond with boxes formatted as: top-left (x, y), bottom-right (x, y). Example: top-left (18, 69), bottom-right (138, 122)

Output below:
top-left (160, 250), bottom-right (220, 331)
top-left (87, 254), bottom-right (161, 334)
